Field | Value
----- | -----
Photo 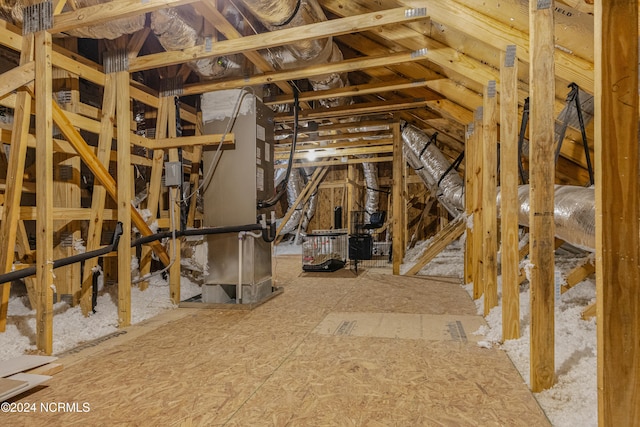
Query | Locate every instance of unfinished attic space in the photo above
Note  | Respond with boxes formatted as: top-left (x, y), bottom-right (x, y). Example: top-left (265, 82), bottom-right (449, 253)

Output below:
top-left (0, 0), bottom-right (638, 425)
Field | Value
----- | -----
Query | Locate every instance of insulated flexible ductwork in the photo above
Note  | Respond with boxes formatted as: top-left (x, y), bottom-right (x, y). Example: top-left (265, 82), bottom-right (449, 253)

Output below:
top-left (511, 185), bottom-right (595, 251)
top-left (296, 166), bottom-right (318, 241)
top-left (402, 124), bottom-right (465, 216)
top-left (403, 124), bottom-right (596, 252)
top-left (361, 159), bottom-right (380, 222)
top-left (241, 0), bottom-right (349, 108)
top-left (277, 168), bottom-right (306, 235)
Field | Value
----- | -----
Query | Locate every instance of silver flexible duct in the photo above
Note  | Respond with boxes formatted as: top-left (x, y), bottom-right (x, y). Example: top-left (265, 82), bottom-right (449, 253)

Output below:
top-left (360, 160), bottom-right (380, 222)
top-left (509, 185), bottom-right (595, 251)
top-left (403, 124), bottom-right (596, 252)
top-left (277, 168), bottom-right (306, 235)
top-left (402, 124), bottom-right (465, 216)
top-left (295, 167), bottom-right (319, 242)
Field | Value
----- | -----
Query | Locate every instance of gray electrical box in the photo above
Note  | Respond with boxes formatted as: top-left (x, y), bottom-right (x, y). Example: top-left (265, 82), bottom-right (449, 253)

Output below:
top-left (200, 90), bottom-right (274, 304)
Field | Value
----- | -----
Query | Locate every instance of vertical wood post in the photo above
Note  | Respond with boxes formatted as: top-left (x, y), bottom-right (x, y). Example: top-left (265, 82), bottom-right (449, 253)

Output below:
top-left (464, 122), bottom-right (475, 287)
top-left (34, 29), bottom-right (54, 354)
top-left (0, 34), bottom-right (34, 332)
top-left (186, 112), bottom-right (204, 227)
top-left (392, 122), bottom-right (405, 274)
top-left (52, 38), bottom-right (81, 305)
top-left (594, 1), bottom-right (640, 424)
top-left (529, 0), bottom-right (556, 392)
top-left (472, 107), bottom-right (484, 300)
top-left (80, 74), bottom-right (117, 315)
top-left (116, 63), bottom-right (132, 328)
top-left (346, 164), bottom-right (356, 234)
top-left (482, 81), bottom-right (498, 316)
top-left (139, 98), bottom-right (168, 286)
top-left (500, 46), bottom-right (521, 340)
top-left (167, 99), bottom-right (181, 305)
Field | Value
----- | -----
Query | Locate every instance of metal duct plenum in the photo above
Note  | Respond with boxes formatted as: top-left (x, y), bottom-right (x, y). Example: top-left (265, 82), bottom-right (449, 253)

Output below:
top-left (402, 124), bottom-right (465, 216)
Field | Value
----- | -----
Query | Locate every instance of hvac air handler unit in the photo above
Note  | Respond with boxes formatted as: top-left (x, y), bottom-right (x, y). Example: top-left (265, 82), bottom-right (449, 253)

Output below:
top-left (200, 89), bottom-right (277, 305)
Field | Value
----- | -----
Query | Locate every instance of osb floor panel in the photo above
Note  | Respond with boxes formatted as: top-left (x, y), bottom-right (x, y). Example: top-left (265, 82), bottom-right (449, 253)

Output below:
top-left (4, 255), bottom-right (550, 426)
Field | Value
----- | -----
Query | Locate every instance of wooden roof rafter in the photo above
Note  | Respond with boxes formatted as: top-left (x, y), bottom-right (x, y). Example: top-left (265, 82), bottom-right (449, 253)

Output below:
top-left (128, 6), bottom-right (430, 73)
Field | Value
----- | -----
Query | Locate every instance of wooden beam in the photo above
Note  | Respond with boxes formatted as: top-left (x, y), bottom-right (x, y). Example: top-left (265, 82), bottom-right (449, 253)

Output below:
top-left (167, 99), bottom-right (181, 305)
top-left (0, 24), bottom-right (197, 125)
top-left (129, 7), bottom-right (428, 72)
top-left (404, 215), bottom-right (465, 276)
top-left (561, 260), bottom-right (595, 294)
top-left (276, 130), bottom-right (392, 146)
top-left (463, 122), bottom-right (474, 288)
top-left (276, 139), bottom-right (393, 153)
top-left (265, 79), bottom-right (433, 105)
top-left (595, 1), bottom-right (640, 425)
top-left (149, 133), bottom-right (234, 150)
top-left (51, 102), bottom-right (170, 266)
top-left (275, 145), bottom-right (393, 161)
top-left (34, 29), bottom-right (54, 354)
top-left (139, 97), bottom-right (169, 284)
top-left (471, 107), bottom-right (484, 300)
top-left (182, 49), bottom-right (429, 96)
top-left (80, 73), bottom-right (117, 316)
top-left (192, 1), bottom-right (304, 107)
top-left (500, 46), bottom-right (521, 340)
top-left (410, 0), bottom-right (594, 94)
top-left (52, 57), bottom-right (82, 304)
top-left (186, 113), bottom-right (204, 227)
top-left (528, 0), bottom-right (556, 393)
top-left (276, 167), bottom-right (329, 236)
top-left (50, 0), bottom-right (198, 34)
top-left (274, 156), bottom-right (393, 169)
top-left (275, 98), bottom-right (435, 122)
top-left (0, 34), bottom-right (33, 333)
top-left (116, 66), bottom-right (132, 328)
top-left (392, 122), bottom-right (404, 275)
top-left (0, 62), bottom-right (34, 98)
top-left (482, 81), bottom-right (498, 316)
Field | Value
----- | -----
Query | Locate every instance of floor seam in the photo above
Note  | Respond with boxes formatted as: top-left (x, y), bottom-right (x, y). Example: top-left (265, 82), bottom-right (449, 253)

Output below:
top-left (222, 279), bottom-right (358, 426)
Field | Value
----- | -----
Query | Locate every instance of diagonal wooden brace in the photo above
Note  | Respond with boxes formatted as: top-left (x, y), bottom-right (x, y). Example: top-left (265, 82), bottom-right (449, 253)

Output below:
top-left (51, 100), bottom-right (170, 265)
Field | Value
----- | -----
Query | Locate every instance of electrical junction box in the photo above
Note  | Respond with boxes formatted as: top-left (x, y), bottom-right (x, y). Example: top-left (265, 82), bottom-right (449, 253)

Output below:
top-left (164, 161), bottom-right (182, 187)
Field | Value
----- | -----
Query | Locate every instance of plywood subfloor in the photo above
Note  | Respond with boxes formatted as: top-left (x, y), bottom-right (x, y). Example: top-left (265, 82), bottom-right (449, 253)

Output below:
top-left (3, 255), bottom-right (550, 426)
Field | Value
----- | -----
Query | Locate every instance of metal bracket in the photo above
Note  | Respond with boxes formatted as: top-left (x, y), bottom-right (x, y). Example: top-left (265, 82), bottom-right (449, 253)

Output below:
top-left (406, 8), bottom-right (427, 18)
top-left (204, 36), bottom-right (213, 52)
top-left (59, 231), bottom-right (74, 248)
top-left (58, 164), bottom-right (74, 181)
top-left (466, 122), bottom-right (475, 139)
top-left (474, 106), bottom-right (483, 121)
top-left (159, 77), bottom-right (184, 97)
top-left (103, 49), bottom-right (129, 74)
top-left (22, 1), bottom-right (53, 34)
top-left (504, 45), bottom-right (516, 68)
top-left (537, 0), bottom-right (552, 10)
top-left (487, 80), bottom-right (497, 98)
top-left (57, 89), bottom-right (73, 105)
top-left (411, 48), bottom-right (428, 58)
